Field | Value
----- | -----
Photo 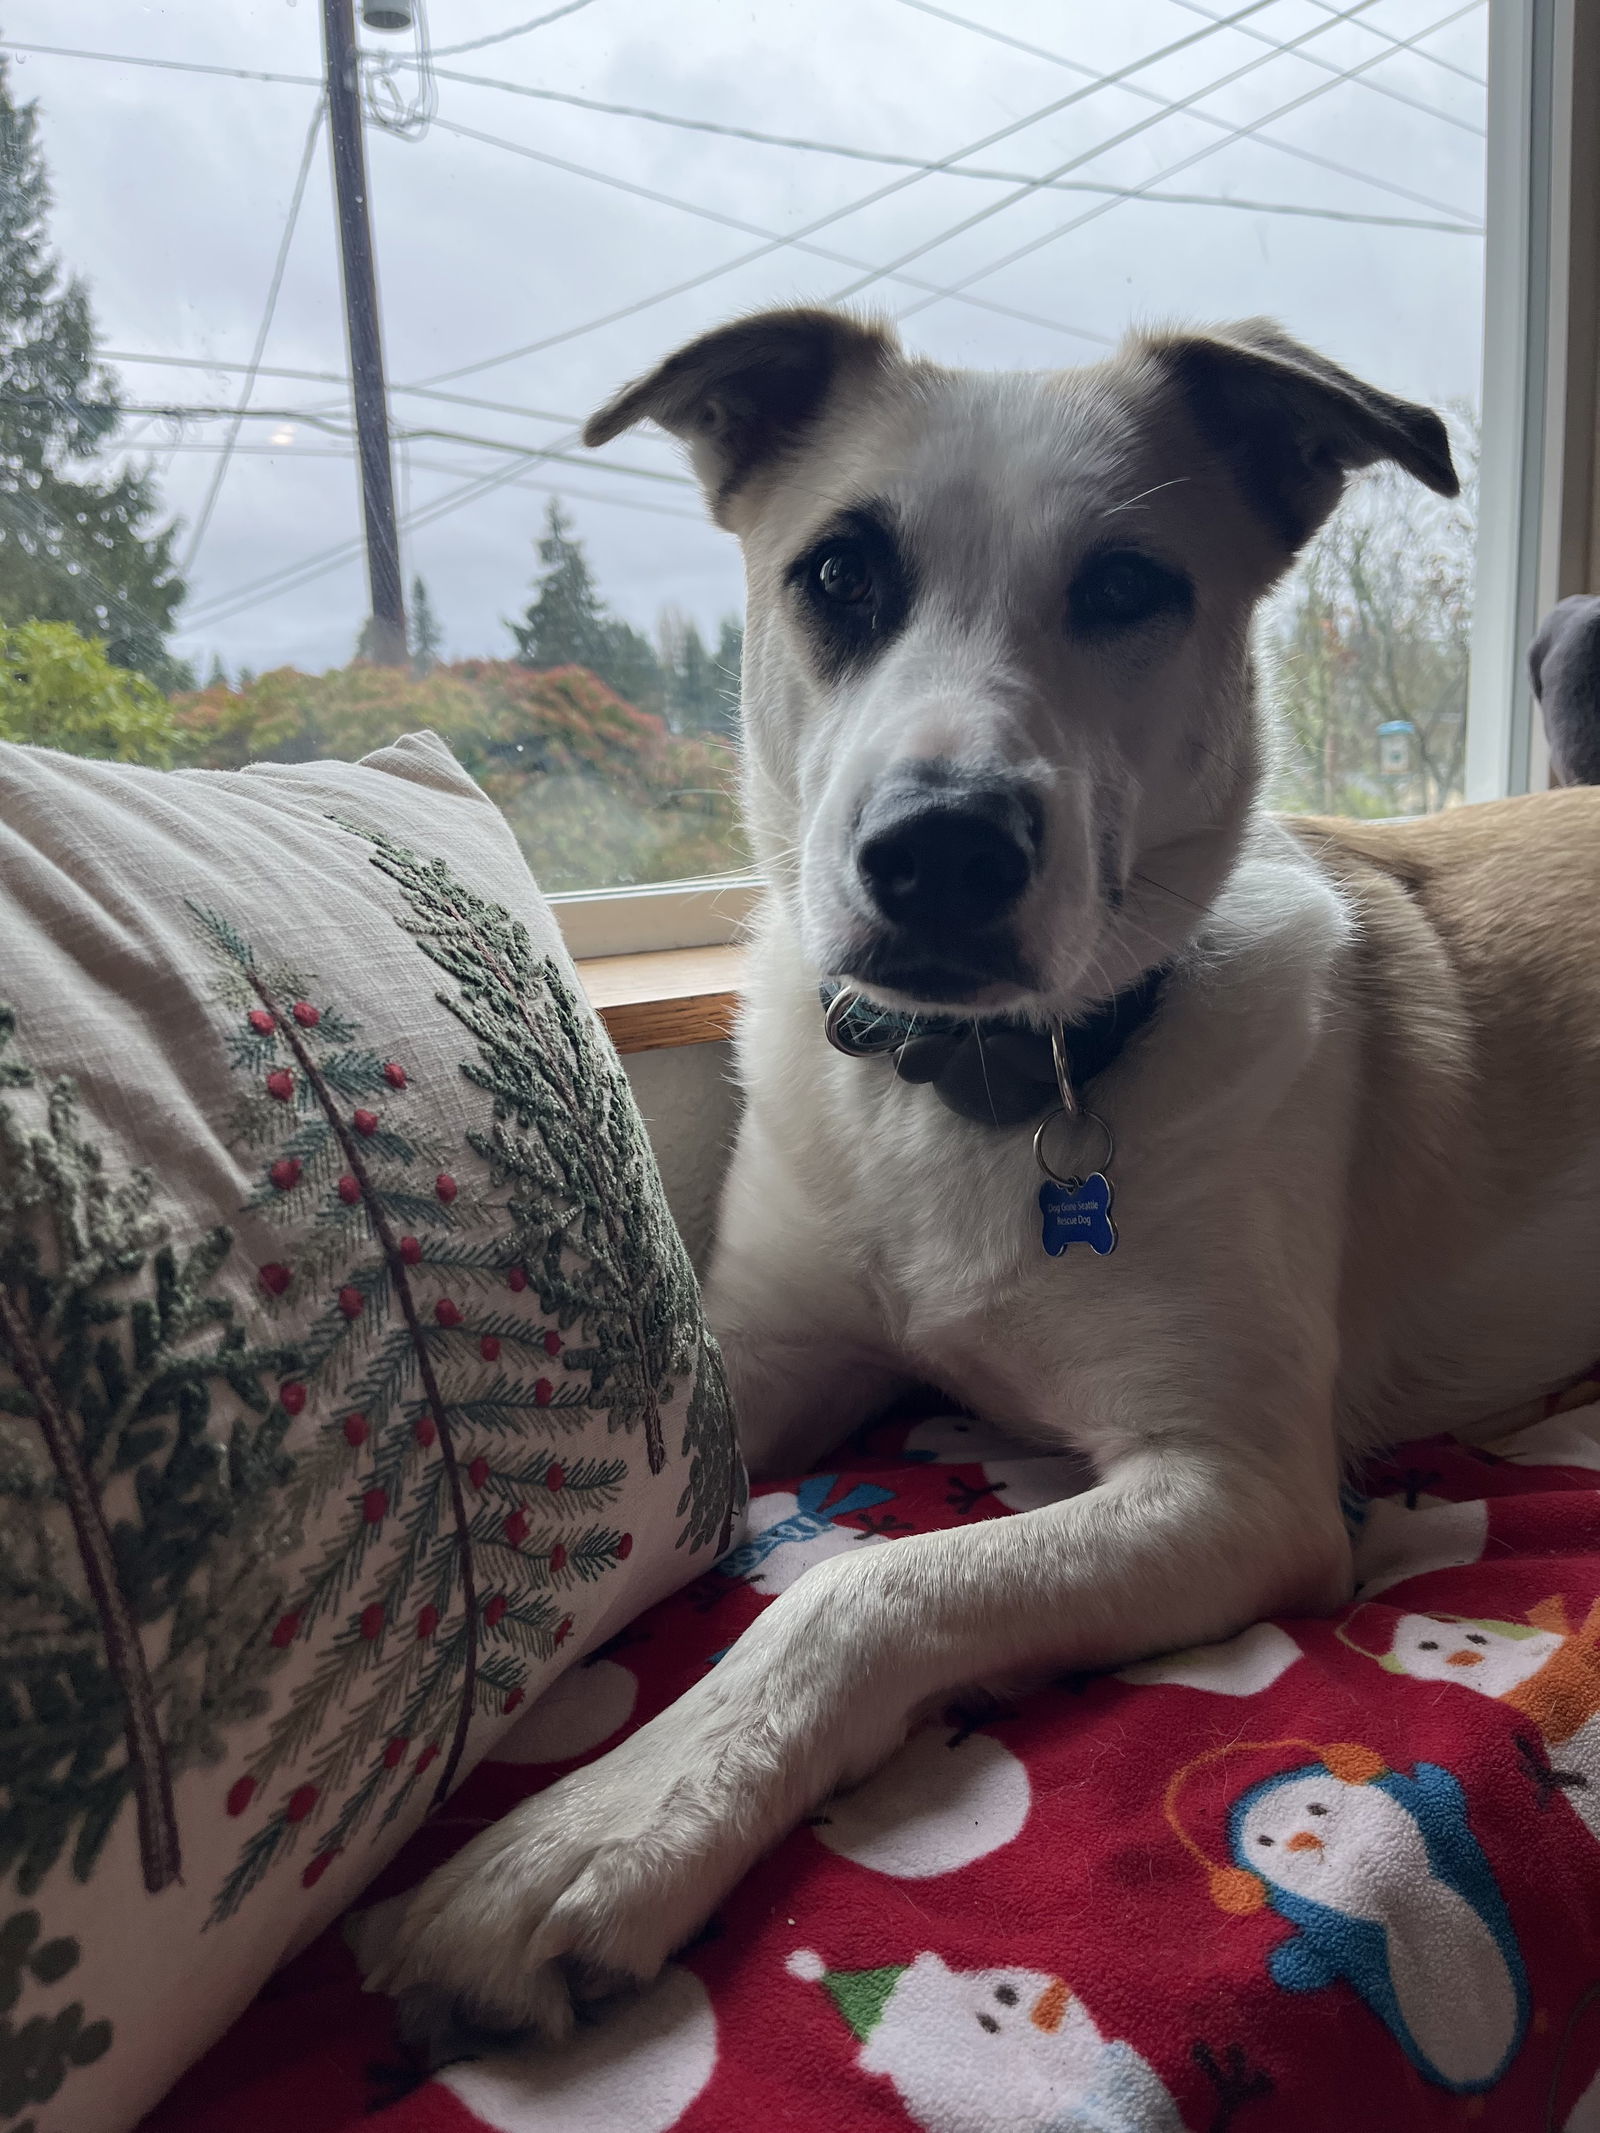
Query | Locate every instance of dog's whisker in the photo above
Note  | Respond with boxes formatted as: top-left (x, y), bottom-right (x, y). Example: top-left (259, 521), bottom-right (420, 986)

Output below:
top-left (1103, 475), bottom-right (1191, 517)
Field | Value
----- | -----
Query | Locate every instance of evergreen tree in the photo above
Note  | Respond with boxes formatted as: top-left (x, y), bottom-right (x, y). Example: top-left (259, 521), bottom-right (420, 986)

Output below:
top-left (0, 60), bottom-right (187, 689)
top-left (511, 500), bottom-right (664, 715)
top-left (511, 500), bottom-right (612, 673)
top-left (408, 574), bottom-right (442, 677)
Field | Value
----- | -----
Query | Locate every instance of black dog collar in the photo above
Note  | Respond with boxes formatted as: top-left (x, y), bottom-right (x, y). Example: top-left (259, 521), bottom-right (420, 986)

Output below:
top-left (818, 965), bottom-right (1168, 1129)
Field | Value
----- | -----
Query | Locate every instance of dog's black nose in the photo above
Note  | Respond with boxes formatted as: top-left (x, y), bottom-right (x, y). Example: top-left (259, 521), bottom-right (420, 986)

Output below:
top-left (856, 774), bottom-right (1037, 933)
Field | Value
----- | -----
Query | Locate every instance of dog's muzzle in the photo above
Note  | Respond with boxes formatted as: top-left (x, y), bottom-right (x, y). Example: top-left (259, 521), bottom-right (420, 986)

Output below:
top-left (844, 762), bottom-right (1041, 997)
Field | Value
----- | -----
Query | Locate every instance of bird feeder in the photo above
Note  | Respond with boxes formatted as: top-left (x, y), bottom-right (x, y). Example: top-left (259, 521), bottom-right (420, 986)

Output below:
top-left (1377, 720), bottom-right (1417, 778)
top-left (362, 0), bottom-right (414, 27)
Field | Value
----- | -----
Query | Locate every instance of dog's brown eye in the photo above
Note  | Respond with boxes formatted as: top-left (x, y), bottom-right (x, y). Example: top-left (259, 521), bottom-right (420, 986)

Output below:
top-left (1068, 549), bottom-right (1192, 635)
top-left (817, 545), bottom-right (874, 605)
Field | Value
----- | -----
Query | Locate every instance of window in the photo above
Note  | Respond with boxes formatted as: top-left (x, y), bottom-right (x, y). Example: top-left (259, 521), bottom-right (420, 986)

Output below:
top-left (2, 1), bottom-right (1591, 959)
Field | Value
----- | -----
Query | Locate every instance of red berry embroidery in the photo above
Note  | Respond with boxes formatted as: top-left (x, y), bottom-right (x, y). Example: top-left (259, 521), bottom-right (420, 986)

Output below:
top-left (271, 1612), bottom-right (301, 1648)
top-left (286, 1784), bottom-right (318, 1824)
top-left (353, 1108), bottom-right (378, 1137)
top-left (260, 1262), bottom-right (293, 1297)
top-left (555, 1616), bottom-right (574, 1645)
top-left (503, 1688), bottom-right (525, 1715)
top-left (435, 1173), bottom-right (458, 1204)
top-left (383, 1736), bottom-right (409, 1769)
top-left (484, 1594), bottom-right (507, 1629)
top-left (266, 1069), bottom-right (294, 1102)
top-left (534, 1379), bottom-right (553, 1407)
top-left (468, 1456), bottom-right (489, 1490)
top-left (549, 1543), bottom-right (567, 1574)
top-left (343, 1412), bottom-right (368, 1447)
top-left (545, 1463), bottom-right (565, 1492)
top-left (248, 1008), bottom-right (274, 1035)
top-left (417, 1604), bottom-right (439, 1641)
top-left (362, 1488), bottom-right (388, 1525)
top-left (338, 1285), bottom-right (364, 1321)
top-left (480, 1335), bottom-right (501, 1362)
top-left (618, 1533), bottom-right (633, 1559)
top-left (302, 1848), bottom-right (339, 1888)
top-left (415, 1743), bottom-right (440, 1775)
top-left (383, 1061), bottom-right (408, 1089)
top-left (507, 1266), bottom-right (528, 1293)
top-left (270, 1157), bottom-right (301, 1192)
top-left (292, 1001), bottom-right (320, 1028)
top-left (227, 1775), bottom-right (257, 1817)
top-left (414, 1415), bottom-right (437, 1448)
top-left (338, 1174), bottom-right (361, 1205)
top-left (279, 1381), bottom-right (307, 1417)
top-left (543, 1330), bottom-right (562, 1357)
top-left (434, 1298), bottom-right (462, 1328)
top-left (399, 1234), bottom-right (422, 1264)
top-left (360, 1602), bottom-right (385, 1641)
top-left (504, 1508), bottom-right (529, 1548)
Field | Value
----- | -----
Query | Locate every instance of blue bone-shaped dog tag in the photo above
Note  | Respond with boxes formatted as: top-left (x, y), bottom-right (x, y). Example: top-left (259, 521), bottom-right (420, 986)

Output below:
top-left (1040, 1173), bottom-right (1117, 1256)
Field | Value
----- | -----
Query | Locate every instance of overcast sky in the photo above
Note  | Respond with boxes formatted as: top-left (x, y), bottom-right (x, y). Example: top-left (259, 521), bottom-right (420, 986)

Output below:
top-left (7, 0), bottom-right (1486, 679)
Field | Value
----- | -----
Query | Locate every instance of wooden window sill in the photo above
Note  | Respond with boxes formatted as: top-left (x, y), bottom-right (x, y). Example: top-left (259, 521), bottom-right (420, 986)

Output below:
top-left (577, 943), bottom-right (745, 1053)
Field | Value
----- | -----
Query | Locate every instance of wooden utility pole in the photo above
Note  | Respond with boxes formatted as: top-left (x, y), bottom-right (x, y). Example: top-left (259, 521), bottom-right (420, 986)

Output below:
top-left (321, 0), bottom-right (407, 664)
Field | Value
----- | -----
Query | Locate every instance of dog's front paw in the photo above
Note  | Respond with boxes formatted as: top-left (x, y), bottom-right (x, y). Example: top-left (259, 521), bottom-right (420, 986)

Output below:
top-left (363, 1718), bottom-right (766, 2039)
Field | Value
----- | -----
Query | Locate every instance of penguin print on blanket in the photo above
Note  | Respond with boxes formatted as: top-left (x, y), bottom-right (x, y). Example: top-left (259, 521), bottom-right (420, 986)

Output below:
top-left (1375, 1598), bottom-right (1600, 1844)
top-left (1172, 1743), bottom-right (1528, 2094)
top-left (785, 1949), bottom-right (1185, 2133)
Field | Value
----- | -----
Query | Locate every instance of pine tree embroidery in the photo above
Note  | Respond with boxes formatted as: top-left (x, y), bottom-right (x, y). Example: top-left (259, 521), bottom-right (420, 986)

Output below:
top-left (0, 1009), bottom-right (299, 1901)
top-left (0, 1905), bottom-right (113, 2129)
top-left (192, 911), bottom-right (636, 1922)
top-left (346, 826), bottom-right (741, 1557)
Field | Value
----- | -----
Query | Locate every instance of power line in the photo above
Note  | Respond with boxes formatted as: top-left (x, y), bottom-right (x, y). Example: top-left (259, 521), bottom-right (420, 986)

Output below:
top-left (181, 99), bottom-right (324, 574)
top-left (1164, 0), bottom-right (1483, 128)
top-left (424, 67), bottom-right (1481, 234)
top-left (889, 0), bottom-right (1484, 322)
top-left (101, 348), bottom-right (582, 428)
top-left (429, 113), bottom-right (1113, 348)
top-left (889, 0), bottom-right (1482, 223)
top-left (0, 38), bottom-right (321, 86)
top-left (74, 398), bottom-right (696, 487)
top-left (0, 30), bottom-right (1483, 223)
top-left (1298, 0), bottom-right (1486, 83)
top-left (407, 0), bottom-right (1289, 390)
top-left (830, 0), bottom-right (1397, 305)
top-left (184, 454), bottom-right (538, 629)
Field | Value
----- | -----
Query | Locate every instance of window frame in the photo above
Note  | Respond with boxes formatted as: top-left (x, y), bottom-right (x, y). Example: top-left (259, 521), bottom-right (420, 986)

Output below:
top-left (554, 0), bottom-right (1598, 962)
top-left (1466, 0), bottom-right (1599, 802)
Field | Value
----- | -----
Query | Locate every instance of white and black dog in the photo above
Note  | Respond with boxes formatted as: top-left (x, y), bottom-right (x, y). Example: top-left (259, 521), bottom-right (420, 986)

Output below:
top-left (370, 309), bottom-right (1600, 2038)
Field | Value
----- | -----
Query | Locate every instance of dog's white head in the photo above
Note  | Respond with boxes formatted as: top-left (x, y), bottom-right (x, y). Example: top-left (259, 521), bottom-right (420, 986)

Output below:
top-left (587, 310), bottom-right (1456, 1020)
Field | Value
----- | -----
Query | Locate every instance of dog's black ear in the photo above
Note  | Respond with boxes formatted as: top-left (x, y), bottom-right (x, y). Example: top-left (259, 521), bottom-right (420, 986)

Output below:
top-left (1140, 318), bottom-right (1459, 550)
top-left (583, 307), bottom-right (896, 515)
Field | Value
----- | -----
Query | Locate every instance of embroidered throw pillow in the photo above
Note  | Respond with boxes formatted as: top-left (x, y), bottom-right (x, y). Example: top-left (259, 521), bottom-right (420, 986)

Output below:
top-left (0, 731), bottom-right (742, 2133)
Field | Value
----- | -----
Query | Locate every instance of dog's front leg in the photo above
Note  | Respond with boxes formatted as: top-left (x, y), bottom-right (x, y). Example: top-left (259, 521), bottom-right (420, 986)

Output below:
top-left (367, 1440), bottom-right (1350, 2038)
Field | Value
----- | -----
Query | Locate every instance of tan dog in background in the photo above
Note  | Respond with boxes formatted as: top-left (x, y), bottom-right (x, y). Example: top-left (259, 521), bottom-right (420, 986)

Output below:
top-left (369, 309), bottom-right (1600, 2042)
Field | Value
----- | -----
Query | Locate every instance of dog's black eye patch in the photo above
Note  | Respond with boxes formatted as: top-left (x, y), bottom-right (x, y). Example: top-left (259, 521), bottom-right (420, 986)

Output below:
top-left (787, 503), bottom-right (910, 677)
top-left (1067, 548), bottom-right (1193, 638)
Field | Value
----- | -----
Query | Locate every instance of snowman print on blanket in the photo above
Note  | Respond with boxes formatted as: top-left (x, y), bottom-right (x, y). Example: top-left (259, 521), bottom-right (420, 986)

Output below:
top-left (715, 1473), bottom-right (896, 1595)
top-left (1375, 1599), bottom-right (1600, 1843)
top-left (786, 1948), bottom-right (1186, 2133)
top-left (1174, 1743), bottom-right (1528, 2094)
top-left (902, 1415), bottom-right (1093, 1515)
top-left (811, 1723), bottom-right (1032, 1878)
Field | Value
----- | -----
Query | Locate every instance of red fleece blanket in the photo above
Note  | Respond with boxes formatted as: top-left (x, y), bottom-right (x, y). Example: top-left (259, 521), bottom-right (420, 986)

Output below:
top-left (146, 1385), bottom-right (1600, 2133)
